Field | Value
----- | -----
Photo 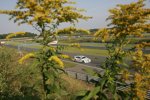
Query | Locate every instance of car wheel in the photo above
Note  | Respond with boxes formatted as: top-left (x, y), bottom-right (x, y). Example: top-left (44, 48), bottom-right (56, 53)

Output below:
top-left (73, 59), bottom-right (76, 62)
top-left (82, 60), bottom-right (86, 63)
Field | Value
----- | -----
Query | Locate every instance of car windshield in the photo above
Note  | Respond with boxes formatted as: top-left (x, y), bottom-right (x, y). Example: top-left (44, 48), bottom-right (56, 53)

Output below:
top-left (76, 57), bottom-right (80, 58)
top-left (82, 56), bottom-right (86, 59)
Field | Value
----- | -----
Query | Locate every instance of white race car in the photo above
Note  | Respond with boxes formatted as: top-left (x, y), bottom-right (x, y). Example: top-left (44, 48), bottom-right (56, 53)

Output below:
top-left (0, 41), bottom-right (5, 46)
top-left (74, 55), bottom-right (91, 63)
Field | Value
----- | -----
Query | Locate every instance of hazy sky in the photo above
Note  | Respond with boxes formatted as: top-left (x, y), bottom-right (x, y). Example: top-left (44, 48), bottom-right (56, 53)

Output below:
top-left (0, 0), bottom-right (149, 34)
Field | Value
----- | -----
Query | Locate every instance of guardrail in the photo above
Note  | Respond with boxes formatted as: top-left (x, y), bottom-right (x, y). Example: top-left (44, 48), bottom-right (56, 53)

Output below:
top-left (65, 69), bottom-right (100, 82)
top-left (65, 69), bottom-right (150, 99)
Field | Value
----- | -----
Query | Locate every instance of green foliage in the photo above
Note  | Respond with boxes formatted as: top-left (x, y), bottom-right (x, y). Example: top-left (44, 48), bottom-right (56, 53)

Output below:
top-left (0, 0), bottom-right (90, 99)
top-left (0, 47), bottom-right (93, 100)
top-left (77, 0), bottom-right (150, 99)
top-left (0, 34), bottom-right (7, 39)
top-left (1, 0), bottom-right (149, 99)
top-left (89, 28), bottom-right (98, 34)
top-left (0, 47), bottom-right (41, 100)
top-left (0, 32), bottom-right (37, 39)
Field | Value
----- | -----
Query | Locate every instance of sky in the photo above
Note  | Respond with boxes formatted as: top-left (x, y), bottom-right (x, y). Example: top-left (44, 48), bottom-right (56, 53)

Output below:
top-left (0, 0), bottom-right (149, 34)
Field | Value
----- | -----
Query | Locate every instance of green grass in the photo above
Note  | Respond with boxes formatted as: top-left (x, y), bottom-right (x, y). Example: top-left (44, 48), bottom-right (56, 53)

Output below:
top-left (64, 61), bottom-right (77, 68)
top-left (6, 41), bottom-right (134, 49)
top-left (5, 39), bottom-right (149, 58)
top-left (6, 41), bottom-right (42, 48)
top-left (60, 42), bottom-right (105, 47)
top-left (63, 47), bottom-right (108, 56)
top-left (143, 33), bottom-right (150, 37)
top-left (60, 42), bottom-right (136, 48)
top-left (80, 43), bottom-right (105, 47)
top-left (5, 41), bottom-right (109, 56)
top-left (6, 41), bottom-right (23, 46)
top-left (0, 47), bottom-right (93, 100)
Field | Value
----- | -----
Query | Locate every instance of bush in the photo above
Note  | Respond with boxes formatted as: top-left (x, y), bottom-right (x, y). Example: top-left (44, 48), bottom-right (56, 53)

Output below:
top-left (0, 47), bottom-right (41, 99)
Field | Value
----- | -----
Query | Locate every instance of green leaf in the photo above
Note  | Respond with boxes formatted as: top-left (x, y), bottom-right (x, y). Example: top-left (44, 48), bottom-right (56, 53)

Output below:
top-left (99, 78), bottom-right (107, 91)
top-left (82, 86), bottom-right (100, 100)
top-left (75, 90), bottom-right (88, 97)
top-left (100, 92), bottom-right (108, 100)
top-left (108, 83), bottom-right (116, 94)
top-left (59, 89), bottom-right (68, 96)
top-left (44, 71), bottom-right (54, 84)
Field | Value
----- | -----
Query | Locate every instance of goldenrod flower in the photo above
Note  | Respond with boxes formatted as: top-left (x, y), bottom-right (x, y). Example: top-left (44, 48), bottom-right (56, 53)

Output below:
top-left (49, 56), bottom-right (64, 68)
top-left (134, 73), bottom-right (146, 100)
top-left (94, 28), bottom-right (109, 42)
top-left (18, 53), bottom-right (35, 64)
top-left (59, 54), bottom-right (70, 59)
top-left (121, 70), bottom-right (130, 80)
top-left (70, 43), bottom-right (80, 48)
top-left (45, 79), bottom-right (51, 85)
top-left (49, 47), bottom-right (56, 52)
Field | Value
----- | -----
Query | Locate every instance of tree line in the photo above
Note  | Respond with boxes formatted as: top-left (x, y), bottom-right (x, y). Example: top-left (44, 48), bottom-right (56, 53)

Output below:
top-left (0, 32), bottom-right (37, 39)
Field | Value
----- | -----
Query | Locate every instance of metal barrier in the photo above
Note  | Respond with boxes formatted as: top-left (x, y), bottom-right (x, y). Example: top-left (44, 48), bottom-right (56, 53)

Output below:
top-left (65, 69), bottom-right (100, 82)
top-left (65, 69), bottom-right (150, 99)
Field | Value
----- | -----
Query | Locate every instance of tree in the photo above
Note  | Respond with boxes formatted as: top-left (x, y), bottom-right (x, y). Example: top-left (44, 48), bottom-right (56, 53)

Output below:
top-left (0, 0), bottom-right (90, 99)
top-left (77, 0), bottom-right (150, 99)
top-left (0, 32), bottom-right (37, 39)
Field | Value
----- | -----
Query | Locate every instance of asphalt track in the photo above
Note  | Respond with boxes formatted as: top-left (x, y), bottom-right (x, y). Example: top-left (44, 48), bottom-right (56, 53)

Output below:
top-left (4, 43), bottom-right (150, 68)
top-left (4, 44), bottom-right (107, 68)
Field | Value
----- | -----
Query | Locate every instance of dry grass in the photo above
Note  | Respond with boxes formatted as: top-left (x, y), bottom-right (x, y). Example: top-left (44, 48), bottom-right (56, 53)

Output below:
top-left (61, 74), bottom-right (93, 93)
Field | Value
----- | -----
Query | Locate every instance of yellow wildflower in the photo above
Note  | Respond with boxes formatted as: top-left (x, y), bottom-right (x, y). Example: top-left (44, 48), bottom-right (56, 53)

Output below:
top-left (134, 73), bottom-right (146, 100)
top-left (135, 73), bottom-right (142, 84)
top-left (59, 54), bottom-right (70, 59)
top-left (49, 56), bottom-right (64, 68)
top-left (70, 43), bottom-right (80, 48)
top-left (94, 28), bottom-right (109, 42)
top-left (18, 53), bottom-right (35, 64)
top-left (49, 47), bottom-right (56, 52)
top-left (136, 50), bottom-right (143, 57)
top-left (115, 48), bottom-right (120, 53)
top-left (121, 70), bottom-right (130, 80)
top-left (45, 79), bottom-right (51, 85)
top-left (116, 60), bottom-right (120, 64)
top-left (28, 21), bottom-right (33, 25)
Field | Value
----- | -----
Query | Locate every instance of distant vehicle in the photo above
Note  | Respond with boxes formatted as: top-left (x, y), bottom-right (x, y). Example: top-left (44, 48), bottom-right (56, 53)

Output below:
top-left (48, 40), bottom-right (58, 45)
top-left (0, 41), bottom-right (5, 46)
top-left (74, 55), bottom-right (91, 63)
